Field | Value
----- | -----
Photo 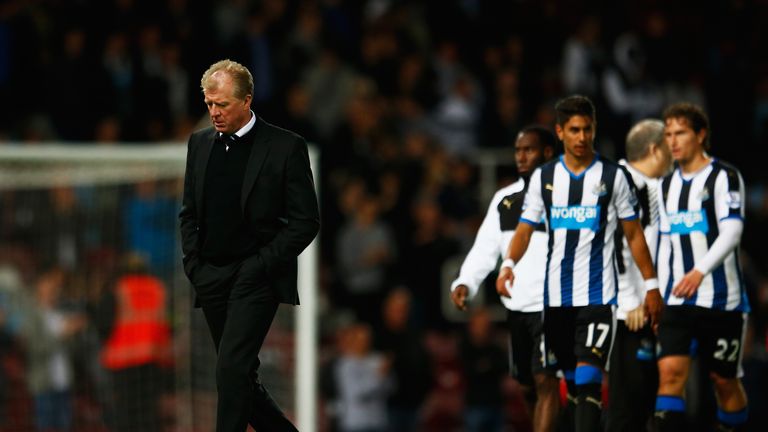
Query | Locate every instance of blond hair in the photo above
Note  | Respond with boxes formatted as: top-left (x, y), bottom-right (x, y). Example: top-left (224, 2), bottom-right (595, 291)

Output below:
top-left (200, 59), bottom-right (254, 101)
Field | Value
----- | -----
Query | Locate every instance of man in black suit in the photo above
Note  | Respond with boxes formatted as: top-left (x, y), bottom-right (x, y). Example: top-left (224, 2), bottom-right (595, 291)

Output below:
top-left (179, 59), bottom-right (319, 432)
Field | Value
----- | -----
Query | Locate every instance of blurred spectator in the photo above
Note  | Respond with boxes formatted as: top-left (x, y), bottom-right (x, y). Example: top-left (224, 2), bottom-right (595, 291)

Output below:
top-left (244, 10), bottom-right (275, 108)
top-left (0, 264), bottom-right (26, 429)
top-left (328, 77), bottom-right (384, 175)
top-left (303, 40), bottom-right (359, 141)
top-left (480, 67), bottom-right (524, 148)
top-left (47, 27), bottom-right (103, 141)
top-left (122, 179), bottom-right (179, 282)
top-left (332, 322), bottom-right (392, 432)
top-left (20, 267), bottom-right (87, 432)
top-left (561, 15), bottom-right (605, 99)
top-left (335, 193), bottom-right (397, 332)
top-left (400, 193), bottom-right (461, 332)
top-left (459, 307), bottom-right (508, 432)
top-left (429, 72), bottom-right (482, 156)
top-left (273, 82), bottom-right (320, 146)
top-left (375, 286), bottom-right (432, 432)
top-left (0, 264), bottom-right (25, 337)
top-left (436, 156), bottom-right (481, 243)
top-left (0, 308), bottom-right (10, 428)
top-left (37, 186), bottom-right (88, 273)
top-left (94, 253), bottom-right (173, 432)
top-left (395, 53), bottom-right (439, 114)
top-left (600, 32), bottom-right (664, 154)
top-left (358, 26), bottom-right (400, 98)
top-left (277, 1), bottom-right (324, 87)
top-left (99, 31), bottom-right (135, 124)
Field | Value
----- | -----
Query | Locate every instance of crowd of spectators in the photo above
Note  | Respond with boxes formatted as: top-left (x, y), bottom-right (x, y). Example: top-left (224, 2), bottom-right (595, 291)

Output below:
top-left (1, 0), bottom-right (768, 430)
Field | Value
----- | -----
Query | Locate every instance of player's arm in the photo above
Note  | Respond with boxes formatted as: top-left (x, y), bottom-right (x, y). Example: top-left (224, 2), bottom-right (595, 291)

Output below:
top-left (672, 219), bottom-right (743, 298)
top-left (621, 218), bottom-right (663, 328)
top-left (626, 181), bottom-right (662, 331)
top-left (496, 219), bottom-right (535, 298)
top-left (451, 192), bottom-right (505, 310)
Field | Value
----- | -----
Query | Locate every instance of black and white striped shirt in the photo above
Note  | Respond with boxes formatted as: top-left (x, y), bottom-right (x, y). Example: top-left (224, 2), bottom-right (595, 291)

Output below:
top-left (521, 155), bottom-right (639, 307)
top-left (657, 159), bottom-right (749, 312)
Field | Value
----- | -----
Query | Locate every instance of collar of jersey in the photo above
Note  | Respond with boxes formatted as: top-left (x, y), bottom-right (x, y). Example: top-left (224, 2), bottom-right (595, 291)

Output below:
top-left (559, 154), bottom-right (599, 179)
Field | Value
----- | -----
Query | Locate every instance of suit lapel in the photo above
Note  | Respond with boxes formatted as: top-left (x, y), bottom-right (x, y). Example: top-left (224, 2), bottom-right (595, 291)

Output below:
top-left (195, 129), bottom-right (217, 219)
top-left (241, 117), bottom-right (271, 211)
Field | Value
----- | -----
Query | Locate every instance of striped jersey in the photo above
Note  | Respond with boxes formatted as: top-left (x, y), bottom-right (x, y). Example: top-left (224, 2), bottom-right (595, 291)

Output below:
top-left (451, 178), bottom-right (548, 312)
top-left (614, 160), bottom-right (661, 320)
top-left (520, 155), bottom-right (639, 307)
top-left (656, 159), bottom-right (749, 311)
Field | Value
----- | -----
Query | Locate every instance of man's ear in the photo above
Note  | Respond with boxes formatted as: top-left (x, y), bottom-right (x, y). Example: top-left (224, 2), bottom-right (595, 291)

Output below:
top-left (544, 146), bottom-right (555, 160)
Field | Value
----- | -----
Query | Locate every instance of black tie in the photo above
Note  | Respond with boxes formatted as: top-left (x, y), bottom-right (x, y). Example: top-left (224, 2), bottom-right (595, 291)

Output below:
top-left (218, 133), bottom-right (237, 151)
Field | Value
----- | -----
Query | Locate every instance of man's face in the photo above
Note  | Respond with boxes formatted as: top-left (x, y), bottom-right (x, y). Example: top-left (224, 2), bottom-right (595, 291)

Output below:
top-left (203, 72), bottom-right (252, 135)
top-left (514, 132), bottom-right (545, 175)
top-left (556, 115), bottom-right (595, 159)
top-left (664, 117), bottom-right (705, 165)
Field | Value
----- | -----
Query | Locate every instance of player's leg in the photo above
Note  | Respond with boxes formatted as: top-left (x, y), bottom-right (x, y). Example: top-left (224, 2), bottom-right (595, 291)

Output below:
top-left (573, 305), bottom-right (614, 432)
top-left (522, 311), bottom-right (560, 432)
top-left (711, 375), bottom-right (748, 432)
top-left (533, 372), bottom-right (561, 432)
top-left (655, 306), bottom-right (694, 431)
top-left (507, 311), bottom-right (537, 413)
top-left (543, 307), bottom-right (577, 432)
top-left (704, 310), bottom-right (749, 432)
top-left (607, 322), bottom-right (658, 431)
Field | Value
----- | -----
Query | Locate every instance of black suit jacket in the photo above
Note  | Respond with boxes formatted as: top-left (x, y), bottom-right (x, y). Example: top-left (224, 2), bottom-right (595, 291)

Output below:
top-left (179, 116), bottom-right (320, 305)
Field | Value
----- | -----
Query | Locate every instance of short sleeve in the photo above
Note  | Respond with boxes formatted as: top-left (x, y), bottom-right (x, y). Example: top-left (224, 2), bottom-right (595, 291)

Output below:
top-left (520, 168), bottom-right (545, 226)
top-left (714, 168), bottom-right (745, 222)
top-left (613, 167), bottom-right (639, 220)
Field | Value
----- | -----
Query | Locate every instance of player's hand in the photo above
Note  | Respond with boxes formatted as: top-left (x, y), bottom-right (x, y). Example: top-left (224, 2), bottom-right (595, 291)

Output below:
top-left (672, 269), bottom-right (704, 299)
top-left (625, 304), bottom-right (645, 332)
top-left (450, 285), bottom-right (470, 311)
top-left (644, 288), bottom-right (663, 333)
top-left (496, 267), bottom-right (513, 298)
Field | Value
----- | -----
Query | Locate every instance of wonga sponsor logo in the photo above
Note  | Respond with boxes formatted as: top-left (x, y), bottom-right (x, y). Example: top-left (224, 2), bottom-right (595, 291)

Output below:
top-left (668, 209), bottom-right (709, 234)
top-left (550, 205), bottom-right (600, 231)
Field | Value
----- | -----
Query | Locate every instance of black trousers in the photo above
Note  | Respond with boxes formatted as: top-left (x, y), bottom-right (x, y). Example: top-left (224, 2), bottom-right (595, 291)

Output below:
top-left (192, 256), bottom-right (298, 432)
top-left (606, 322), bottom-right (658, 432)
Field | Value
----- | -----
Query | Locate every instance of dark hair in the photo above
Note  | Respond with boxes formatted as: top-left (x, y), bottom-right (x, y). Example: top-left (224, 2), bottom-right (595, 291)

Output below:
top-left (519, 124), bottom-right (558, 151)
top-left (554, 95), bottom-right (596, 126)
top-left (662, 102), bottom-right (710, 150)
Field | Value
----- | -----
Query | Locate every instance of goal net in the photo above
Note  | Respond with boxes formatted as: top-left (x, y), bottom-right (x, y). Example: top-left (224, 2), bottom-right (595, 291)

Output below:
top-left (0, 143), bottom-right (319, 432)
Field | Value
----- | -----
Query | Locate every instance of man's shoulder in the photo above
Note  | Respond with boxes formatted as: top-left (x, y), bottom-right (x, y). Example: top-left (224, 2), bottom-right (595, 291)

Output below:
top-left (258, 117), bottom-right (305, 144)
top-left (494, 178), bottom-right (524, 197)
top-left (712, 158), bottom-right (743, 179)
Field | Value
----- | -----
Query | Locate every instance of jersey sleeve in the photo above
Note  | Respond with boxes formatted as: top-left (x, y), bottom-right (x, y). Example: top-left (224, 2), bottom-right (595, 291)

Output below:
top-left (644, 178), bottom-right (661, 263)
top-left (693, 168), bottom-right (746, 275)
top-left (714, 168), bottom-right (745, 222)
top-left (520, 168), bottom-right (544, 226)
top-left (613, 167), bottom-right (639, 221)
